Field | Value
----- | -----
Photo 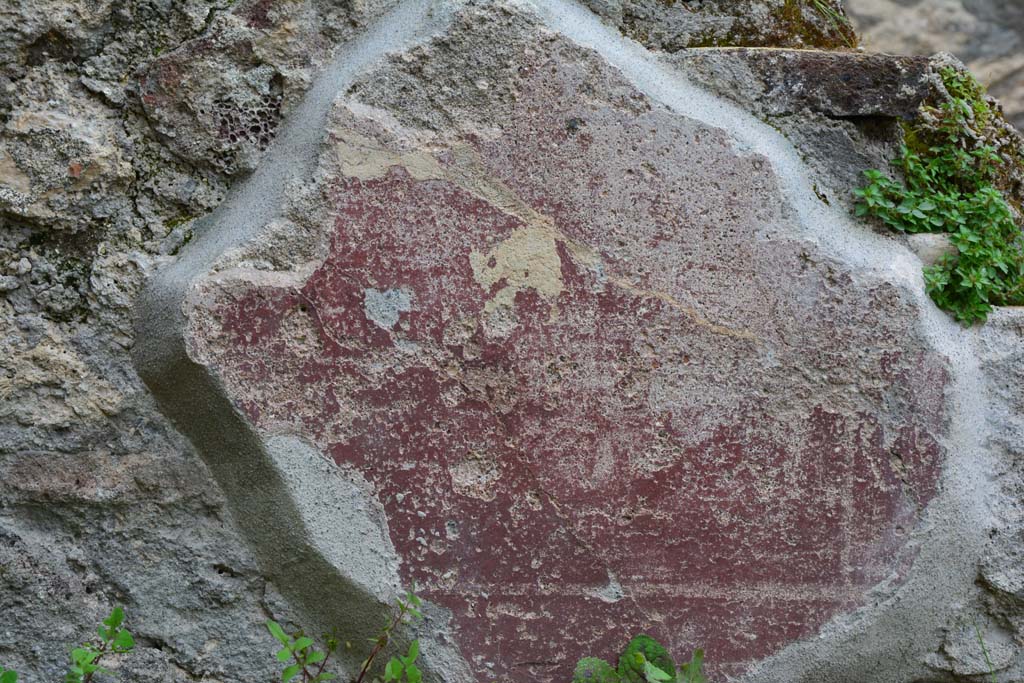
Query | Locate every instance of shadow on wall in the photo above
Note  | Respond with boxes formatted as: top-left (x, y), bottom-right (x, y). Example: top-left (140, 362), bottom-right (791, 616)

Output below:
top-left (845, 0), bottom-right (1024, 129)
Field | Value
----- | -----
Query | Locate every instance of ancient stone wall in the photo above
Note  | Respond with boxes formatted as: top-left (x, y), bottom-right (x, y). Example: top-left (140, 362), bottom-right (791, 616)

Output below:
top-left (2, 1), bottom-right (1024, 682)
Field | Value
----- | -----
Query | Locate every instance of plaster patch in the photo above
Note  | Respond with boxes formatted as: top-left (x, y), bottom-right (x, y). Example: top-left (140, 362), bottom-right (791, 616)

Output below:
top-left (589, 572), bottom-right (625, 604)
top-left (333, 128), bottom-right (444, 181)
top-left (264, 434), bottom-right (401, 598)
top-left (363, 287), bottom-right (413, 330)
top-left (469, 225), bottom-right (564, 318)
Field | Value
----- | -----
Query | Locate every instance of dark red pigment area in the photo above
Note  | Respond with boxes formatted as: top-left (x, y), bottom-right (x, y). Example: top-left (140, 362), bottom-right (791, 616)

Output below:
top-left (204, 168), bottom-right (945, 682)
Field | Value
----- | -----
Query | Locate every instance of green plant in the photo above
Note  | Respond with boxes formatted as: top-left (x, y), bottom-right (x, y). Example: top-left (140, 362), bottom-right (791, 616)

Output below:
top-left (808, 0), bottom-right (857, 48)
top-left (574, 657), bottom-right (621, 683)
top-left (267, 621), bottom-right (339, 683)
top-left (573, 634), bottom-right (705, 683)
top-left (1, 667), bottom-right (17, 683)
top-left (66, 607), bottom-right (136, 683)
top-left (266, 587), bottom-right (424, 683)
top-left (855, 67), bottom-right (1024, 324)
top-left (358, 587), bottom-right (423, 683)
top-left (678, 649), bottom-right (706, 683)
top-left (619, 635), bottom-right (677, 683)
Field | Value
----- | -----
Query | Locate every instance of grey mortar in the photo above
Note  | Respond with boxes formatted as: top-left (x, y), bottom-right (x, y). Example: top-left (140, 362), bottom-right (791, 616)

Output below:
top-left (364, 288), bottom-right (414, 331)
top-left (132, 2), bottom-right (473, 681)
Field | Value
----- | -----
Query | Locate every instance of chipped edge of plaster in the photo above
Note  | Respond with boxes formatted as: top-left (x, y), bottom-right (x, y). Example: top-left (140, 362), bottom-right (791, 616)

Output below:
top-left (266, 435), bottom-right (476, 682)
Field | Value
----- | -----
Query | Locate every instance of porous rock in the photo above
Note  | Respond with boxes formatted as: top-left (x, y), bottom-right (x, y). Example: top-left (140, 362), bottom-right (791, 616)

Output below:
top-left (3, 1), bottom-right (1024, 683)
top-left (0, 0), bottom-right (398, 681)
top-left (139, 0), bottom-right (399, 176)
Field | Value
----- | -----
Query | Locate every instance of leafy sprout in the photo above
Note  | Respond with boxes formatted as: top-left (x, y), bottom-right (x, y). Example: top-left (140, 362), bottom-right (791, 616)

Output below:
top-left (574, 634), bottom-right (705, 683)
top-left (266, 586), bottom-right (425, 683)
top-left (65, 606), bottom-right (135, 683)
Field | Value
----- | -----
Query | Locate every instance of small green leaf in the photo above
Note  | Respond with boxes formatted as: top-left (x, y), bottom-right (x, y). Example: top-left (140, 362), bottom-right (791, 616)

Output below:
top-left (113, 629), bottom-right (135, 651)
top-left (277, 647), bottom-right (293, 663)
top-left (293, 637), bottom-right (314, 652)
top-left (267, 620), bottom-right (290, 646)
top-left (282, 663), bottom-right (302, 682)
top-left (406, 663), bottom-right (422, 683)
top-left (643, 660), bottom-right (671, 682)
top-left (384, 657), bottom-right (403, 682)
top-left (1, 670), bottom-right (17, 683)
top-left (104, 606), bottom-right (125, 630)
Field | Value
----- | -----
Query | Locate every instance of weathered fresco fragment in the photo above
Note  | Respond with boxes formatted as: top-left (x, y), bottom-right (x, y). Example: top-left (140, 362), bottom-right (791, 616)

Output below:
top-left (184, 30), bottom-right (949, 681)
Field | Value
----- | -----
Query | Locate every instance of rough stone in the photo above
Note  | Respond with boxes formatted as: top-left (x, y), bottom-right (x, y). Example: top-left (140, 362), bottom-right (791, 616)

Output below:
top-left (581, 0), bottom-right (858, 50)
top-left (0, 0), bottom-right (402, 681)
top-left (138, 0), bottom-right (399, 177)
top-left (4, 0), bottom-right (1024, 682)
top-left (667, 49), bottom-right (931, 120)
top-left (845, 0), bottom-right (1024, 129)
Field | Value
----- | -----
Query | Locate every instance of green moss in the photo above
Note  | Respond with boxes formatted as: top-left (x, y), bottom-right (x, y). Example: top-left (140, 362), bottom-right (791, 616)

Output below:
top-left (765, 0), bottom-right (857, 49)
top-left (574, 657), bottom-right (621, 683)
top-left (680, 1), bottom-right (856, 49)
top-left (164, 214), bottom-right (196, 231)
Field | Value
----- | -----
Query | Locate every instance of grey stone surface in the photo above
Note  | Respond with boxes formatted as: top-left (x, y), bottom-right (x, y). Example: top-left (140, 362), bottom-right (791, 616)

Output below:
top-left (580, 0), bottom-right (857, 50)
top-left (0, 0), bottom-right (410, 681)
top-left (2, 0), bottom-right (1024, 682)
top-left (667, 49), bottom-right (931, 120)
top-left (846, 0), bottom-right (1024, 129)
